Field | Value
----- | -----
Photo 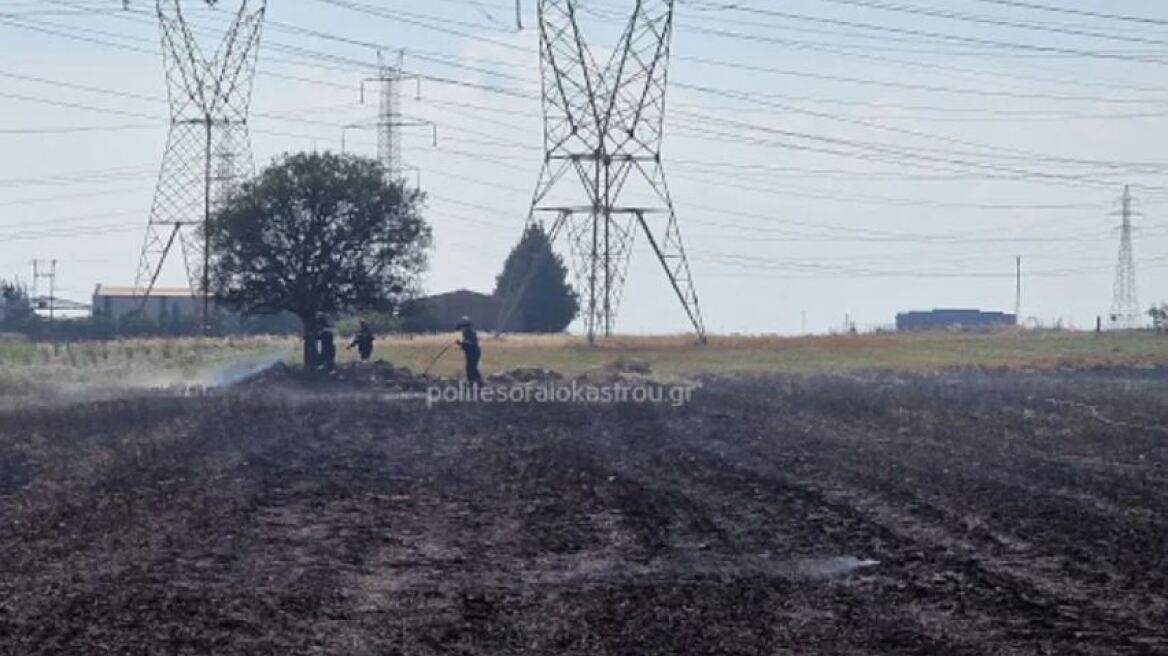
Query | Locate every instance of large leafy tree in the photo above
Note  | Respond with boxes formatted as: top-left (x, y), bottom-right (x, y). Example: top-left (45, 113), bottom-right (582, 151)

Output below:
top-left (495, 222), bottom-right (579, 333)
top-left (208, 152), bottom-right (431, 368)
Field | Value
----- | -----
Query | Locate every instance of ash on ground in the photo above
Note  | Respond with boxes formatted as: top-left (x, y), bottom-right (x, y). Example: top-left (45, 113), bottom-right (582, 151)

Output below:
top-left (240, 359), bottom-right (694, 395)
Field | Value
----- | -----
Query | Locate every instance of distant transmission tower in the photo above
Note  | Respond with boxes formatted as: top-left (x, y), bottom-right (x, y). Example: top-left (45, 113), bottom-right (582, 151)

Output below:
top-left (133, 0), bottom-right (266, 332)
top-left (344, 52), bottom-right (434, 185)
top-left (31, 259), bottom-right (58, 324)
top-left (360, 51), bottom-right (434, 186)
top-left (1109, 185), bottom-right (1141, 329)
top-left (376, 51), bottom-right (405, 182)
top-left (504, 0), bottom-right (705, 342)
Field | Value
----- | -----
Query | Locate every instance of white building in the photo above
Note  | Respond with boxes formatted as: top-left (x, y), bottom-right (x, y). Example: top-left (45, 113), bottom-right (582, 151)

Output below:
top-left (92, 285), bottom-right (205, 321)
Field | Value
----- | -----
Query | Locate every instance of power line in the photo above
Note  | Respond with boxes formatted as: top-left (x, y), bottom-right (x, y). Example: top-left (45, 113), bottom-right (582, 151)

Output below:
top-left (0, 0), bottom-right (1163, 288)
top-left (18, 9), bottom-right (1155, 188)
top-left (813, 0), bottom-right (1168, 48)
top-left (965, 0), bottom-right (1168, 28)
top-left (716, 5), bottom-right (1168, 65)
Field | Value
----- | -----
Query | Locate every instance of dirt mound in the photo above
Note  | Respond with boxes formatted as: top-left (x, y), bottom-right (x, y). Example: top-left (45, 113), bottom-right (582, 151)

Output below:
top-left (240, 360), bottom-right (433, 392)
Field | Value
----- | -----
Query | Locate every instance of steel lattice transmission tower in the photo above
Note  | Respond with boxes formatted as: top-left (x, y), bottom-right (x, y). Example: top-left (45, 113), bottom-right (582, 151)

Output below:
top-left (1109, 185), bottom-right (1141, 329)
top-left (512, 0), bottom-right (706, 342)
top-left (376, 51), bottom-right (405, 182)
top-left (352, 51), bottom-right (433, 186)
top-left (133, 0), bottom-right (266, 330)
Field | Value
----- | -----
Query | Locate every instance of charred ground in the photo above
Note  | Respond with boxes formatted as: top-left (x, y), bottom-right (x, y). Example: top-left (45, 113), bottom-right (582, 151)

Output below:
top-left (1, 367), bottom-right (1166, 654)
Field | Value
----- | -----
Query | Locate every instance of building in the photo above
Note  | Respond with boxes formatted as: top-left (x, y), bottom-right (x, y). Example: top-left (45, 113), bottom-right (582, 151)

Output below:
top-left (402, 289), bottom-right (521, 333)
top-left (896, 309), bottom-right (1016, 332)
top-left (92, 285), bottom-right (206, 321)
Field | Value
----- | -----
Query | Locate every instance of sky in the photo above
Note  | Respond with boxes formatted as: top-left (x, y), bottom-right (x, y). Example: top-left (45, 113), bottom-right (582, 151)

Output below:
top-left (1, 0), bottom-right (1167, 335)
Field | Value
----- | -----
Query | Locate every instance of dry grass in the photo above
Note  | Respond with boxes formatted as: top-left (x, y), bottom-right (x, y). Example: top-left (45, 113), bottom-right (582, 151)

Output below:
top-left (349, 330), bottom-right (1168, 378)
top-left (7, 331), bottom-right (1166, 394)
top-left (0, 336), bottom-right (292, 396)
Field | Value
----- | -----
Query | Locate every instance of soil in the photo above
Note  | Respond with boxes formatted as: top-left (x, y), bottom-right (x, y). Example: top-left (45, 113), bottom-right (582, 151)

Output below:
top-left (1, 367), bottom-right (1166, 654)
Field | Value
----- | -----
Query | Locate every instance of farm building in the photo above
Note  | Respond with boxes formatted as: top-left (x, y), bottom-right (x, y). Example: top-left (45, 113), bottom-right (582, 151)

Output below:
top-left (897, 308), bottom-right (1017, 332)
top-left (92, 285), bottom-right (209, 321)
top-left (402, 289), bottom-right (521, 333)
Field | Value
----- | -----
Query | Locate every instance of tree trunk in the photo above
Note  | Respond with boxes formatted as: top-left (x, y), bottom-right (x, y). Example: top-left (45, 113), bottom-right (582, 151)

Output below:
top-left (302, 316), bottom-right (318, 371)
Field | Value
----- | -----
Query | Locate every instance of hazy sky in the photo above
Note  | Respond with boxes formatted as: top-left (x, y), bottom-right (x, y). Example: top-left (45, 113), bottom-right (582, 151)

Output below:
top-left (2, 0), bottom-right (1166, 335)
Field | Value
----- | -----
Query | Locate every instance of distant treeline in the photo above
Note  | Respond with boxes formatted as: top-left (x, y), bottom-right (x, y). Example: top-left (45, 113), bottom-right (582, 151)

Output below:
top-left (3, 310), bottom-right (303, 342)
top-left (0, 279), bottom-right (445, 341)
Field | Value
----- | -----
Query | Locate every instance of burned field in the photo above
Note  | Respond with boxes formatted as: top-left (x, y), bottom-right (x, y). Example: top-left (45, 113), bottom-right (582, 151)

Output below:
top-left (1, 368), bottom-right (1166, 654)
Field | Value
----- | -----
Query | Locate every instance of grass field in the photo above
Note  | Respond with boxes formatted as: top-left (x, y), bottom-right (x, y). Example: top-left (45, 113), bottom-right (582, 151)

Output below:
top-left (359, 330), bottom-right (1168, 378)
top-left (2, 331), bottom-right (1168, 392)
top-left (3, 330), bottom-right (1166, 395)
top-left (0, 336), bottom-right (291, 396)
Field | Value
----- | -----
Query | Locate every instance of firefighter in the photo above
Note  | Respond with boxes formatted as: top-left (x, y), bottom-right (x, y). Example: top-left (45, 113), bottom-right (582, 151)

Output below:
top-left (347, 319), bottom-right (375, 362)
top-left (455, 316), bottom-right (483, 386)
top-left (318, 316), bottom-right (337, 372)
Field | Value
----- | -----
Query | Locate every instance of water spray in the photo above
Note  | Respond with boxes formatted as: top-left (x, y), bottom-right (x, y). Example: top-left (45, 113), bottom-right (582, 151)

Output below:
top-left (422, 343), bottom-right (456, 377)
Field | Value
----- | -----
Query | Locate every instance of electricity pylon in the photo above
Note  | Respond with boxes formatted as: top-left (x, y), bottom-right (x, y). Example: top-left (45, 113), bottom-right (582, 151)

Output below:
top-left (133, 0), bottom-right (266, 332)
top-left (375, 50), bottom-right (406, 183)
top-left (348, 51), bottom-right (434, 186)
top-left (502, 0), bottom-right (706, 343)
top-left (31, 259), bottom-right (57, 323)
top-left (1109, 185), bottom-right (1141, 329)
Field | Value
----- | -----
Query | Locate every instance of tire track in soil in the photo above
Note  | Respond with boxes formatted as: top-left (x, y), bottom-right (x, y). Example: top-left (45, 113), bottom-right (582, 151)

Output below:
top-left (361, 400), bottom-right (974, 655)
top-left (0, 396), bottom-right (308, 654)
top-left (690, 383), bottom-right (1167, 654)
top-left (789, 383), bottom-right (1168, 645)
top-left (1, 396), bottom-right (425, 655)
top-left (590, 402), bottom-right (990, 656)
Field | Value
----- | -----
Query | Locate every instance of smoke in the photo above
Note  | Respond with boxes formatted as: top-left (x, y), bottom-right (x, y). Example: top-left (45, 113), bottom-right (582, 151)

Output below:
top-left (118, 347), bottom-right (292, 391)
top-left (173, 348), bottom-right (291, 389)
top-left (790, 556), bottom-right (881, 580)
top-left (201, 348), bottom-right (291, 387)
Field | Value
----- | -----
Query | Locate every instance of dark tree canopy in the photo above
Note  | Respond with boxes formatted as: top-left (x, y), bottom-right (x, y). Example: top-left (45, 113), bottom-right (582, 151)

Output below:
top-left (0, 279), bottom-right (34, 330)
top-left (1151, 304), bottom-right (1168, 334)
top-left (208, 151), bottom-right (431, 367)
top-left (494, 223), bottom-right (579, 333)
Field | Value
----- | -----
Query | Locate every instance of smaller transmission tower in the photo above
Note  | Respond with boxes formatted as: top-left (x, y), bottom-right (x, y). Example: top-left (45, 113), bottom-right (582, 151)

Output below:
top-left (1109, 185), bottom-right (1141, 329)
top-left (31, 259), bottom-right (58, 323)
top-left (377, 51), bottom-right (404, 182)
top-left (353, 51), bottom-right (434, 185)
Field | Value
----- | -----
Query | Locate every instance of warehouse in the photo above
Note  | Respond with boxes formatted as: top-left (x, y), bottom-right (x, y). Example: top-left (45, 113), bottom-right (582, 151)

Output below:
top-left (92, 285), bottom-right (206, 322)
top-left (896, 309), bottom-right (1017, 332)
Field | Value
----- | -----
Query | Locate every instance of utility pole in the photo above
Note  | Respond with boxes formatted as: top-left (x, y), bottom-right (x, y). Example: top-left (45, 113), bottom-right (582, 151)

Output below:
top-left (31, 259), bottom-right (57, 326)
top-left (499, 0), bottom-right (706, 344)
top-left (1015, 256), bottom-right (1021, 325)
top-left (131, 0), bottom-right (266, 336)
top-left (1109, 185), bottom-right (1140, 329)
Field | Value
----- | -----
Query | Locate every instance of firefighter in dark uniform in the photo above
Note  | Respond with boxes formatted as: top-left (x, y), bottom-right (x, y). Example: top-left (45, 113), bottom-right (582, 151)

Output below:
top-left (456, 316), bottom-right (483, 386)
top-left (318, 317), bottom-right (337, 371)
top-left (347, 320), bottom-right (375, 362)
